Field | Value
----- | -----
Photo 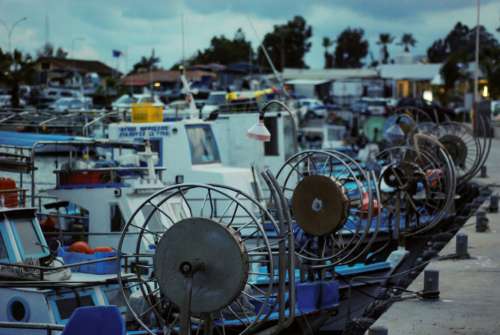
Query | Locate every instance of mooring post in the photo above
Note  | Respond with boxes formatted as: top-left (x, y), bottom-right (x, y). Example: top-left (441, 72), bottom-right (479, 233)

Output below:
top-left (480, 166), bottom-right (488, 178)
top-left (422, 270), bottom-right (440, 300)
top-left (456, 233), bottom-right (469, 259)
top-left (489, 194), bottom-right (498, 213)
top-left (476, 211), bottom-right (489, 232)
top-left (368, 326), bottom-right (388, 335)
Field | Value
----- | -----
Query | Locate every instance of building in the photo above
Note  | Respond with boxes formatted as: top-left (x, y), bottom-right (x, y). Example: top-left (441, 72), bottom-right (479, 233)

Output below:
top-left (378, 63), bottom-right (443, 99)
top-left (120, 69), bottom-right (216, 95)
top-left (282, 68), bottom-right (381, 105)
top-left (35, 57), bottom-right (118, 94)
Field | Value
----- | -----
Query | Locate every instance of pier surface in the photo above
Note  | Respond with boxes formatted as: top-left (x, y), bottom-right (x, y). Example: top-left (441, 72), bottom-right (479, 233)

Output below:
top-left (369, 138), bottom-right (500, 335)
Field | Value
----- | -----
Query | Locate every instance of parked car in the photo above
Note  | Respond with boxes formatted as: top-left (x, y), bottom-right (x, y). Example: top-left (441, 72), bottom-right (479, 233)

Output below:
top-left (0, 95), bottom-right (26, 108)
top-left (49, 97), bottom-right (93, 112)
top-left (201, 91), bottom-right (227, 117)
top-left (350, 98), bottom-right (389, 116)
top-left (112, 94), bottom-right (164, 111)
top-left (297, 98), bottom-right (327, 120)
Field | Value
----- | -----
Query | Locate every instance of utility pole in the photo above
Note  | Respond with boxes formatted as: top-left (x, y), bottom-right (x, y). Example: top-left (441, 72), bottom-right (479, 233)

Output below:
top-left (473, 0), bottom-right (480, 131)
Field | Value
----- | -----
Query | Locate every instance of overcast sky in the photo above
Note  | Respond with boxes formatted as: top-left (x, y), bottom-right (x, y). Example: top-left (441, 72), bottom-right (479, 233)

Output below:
top-left (1, 0), bottom-right (499, 71)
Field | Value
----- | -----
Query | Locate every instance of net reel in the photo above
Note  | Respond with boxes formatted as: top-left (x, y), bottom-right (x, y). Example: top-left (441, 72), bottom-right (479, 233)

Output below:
top-left (275, 150), bottom-right (381, 267)
top-left (426, 121), bottom-right (481, 183)
top-left (117, 183), bottom-right (286, 335)
top-left (375, 137), bottom-right (456, 237)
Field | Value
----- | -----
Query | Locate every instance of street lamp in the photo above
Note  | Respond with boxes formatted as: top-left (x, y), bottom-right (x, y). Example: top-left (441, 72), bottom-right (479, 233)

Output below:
top-left (0, 17), bottom-right (28, 53)
top-left (247, 100), bottom-right (299, 153)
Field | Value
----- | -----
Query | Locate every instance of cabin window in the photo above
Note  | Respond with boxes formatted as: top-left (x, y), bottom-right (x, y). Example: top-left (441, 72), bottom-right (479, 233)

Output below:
top-left (110, 204), bottom-right (125, 232)
top-left (12, 218), bottom-right (45, 258)
top-left (140, 203), bottom-right (167, 232)
top-left (185, 124), bottom-right (221, 164)
top-left (55, 294), bottom-right (95, 320)
top-left (263, 117), bottom-right (279, 156)
top-left (0, 233), bottom-right (8, 260)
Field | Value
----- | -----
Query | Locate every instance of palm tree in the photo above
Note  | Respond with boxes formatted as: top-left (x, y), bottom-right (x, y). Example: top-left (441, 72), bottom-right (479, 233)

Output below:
top-left (131, 49), bottom-right (161, 74)
top-left (322, 37), bottom-right (334, 68)
top-left (376, 33), bottom-right (394, 64)
top-left (0, 49), bottom-right (35, 108)
top-left (398, 33), bottom-right (417, 52)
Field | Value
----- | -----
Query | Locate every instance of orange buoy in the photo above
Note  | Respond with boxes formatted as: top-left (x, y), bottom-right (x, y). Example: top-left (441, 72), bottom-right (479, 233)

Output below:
top-left (93, 246), bottom-right (114, 253)
top-left (69, 241), bottom-right (92, 254)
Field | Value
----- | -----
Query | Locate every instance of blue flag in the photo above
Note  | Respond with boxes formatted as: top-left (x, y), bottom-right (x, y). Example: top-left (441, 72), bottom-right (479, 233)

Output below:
top-left (112, 50), bottom-right (122, 58)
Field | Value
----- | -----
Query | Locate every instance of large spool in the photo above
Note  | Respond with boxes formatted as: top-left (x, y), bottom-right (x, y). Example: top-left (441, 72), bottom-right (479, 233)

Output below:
top-left (276, 149), bottom-right (380, 266)
top-left (117, 183), bottom-right (279, 335)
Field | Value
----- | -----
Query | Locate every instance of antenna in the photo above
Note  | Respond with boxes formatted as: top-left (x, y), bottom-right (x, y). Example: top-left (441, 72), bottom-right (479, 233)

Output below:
top-left (181, 14), bottom-right (185, 68)
top-left (246, 16), bottom-right (290, 98)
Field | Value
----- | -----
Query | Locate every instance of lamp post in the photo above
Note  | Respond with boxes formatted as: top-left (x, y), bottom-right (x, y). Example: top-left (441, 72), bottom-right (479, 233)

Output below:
top-left (0, 17), bottom-right (27, 53)
top-left (247, 100), bottom-right (299, 153)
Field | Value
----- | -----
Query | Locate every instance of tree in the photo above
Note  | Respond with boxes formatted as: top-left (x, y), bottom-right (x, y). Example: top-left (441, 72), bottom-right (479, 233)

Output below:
top-left (131, 49), bottom-right (161, 74)
top-left (376, 33), bottom-right (394, 64)
top-left (36, 42), bottom-right (68, 58)
top-left (334, 27), bottom-right (369, 68)
top-left (398, 33), bottom-right (416, 52)
top-left (429, 22), bottom-right (500, 99)
top-left (0, 48), bottom-right (35, 108)
top-left (187, 28), bottom-right (254, 66)
top-left (427, 22), bottom-right (470, 62)
top-left (322, 37), bottom-right (334, 68)
top-left (257, 16), bottom-right (312, 71)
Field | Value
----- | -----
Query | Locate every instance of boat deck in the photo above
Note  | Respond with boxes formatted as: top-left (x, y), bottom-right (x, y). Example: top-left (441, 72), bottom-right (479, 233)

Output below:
top-left (368, 138), bottom-right (500, 335)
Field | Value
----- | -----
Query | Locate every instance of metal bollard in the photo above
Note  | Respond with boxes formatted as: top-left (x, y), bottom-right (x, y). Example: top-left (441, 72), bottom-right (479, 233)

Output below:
top-left (368, 326), bottom-right (388, 335)
top-left (422, 270), bottom-right (440, 300)
top-left (489, 195), bottom-right (499, 213)
top-left (456, 233), bottom-right (469, 259)
top-left (476, 211), bottom-right (489, 232)
top-left (480, 166), bottom-right (488, 178)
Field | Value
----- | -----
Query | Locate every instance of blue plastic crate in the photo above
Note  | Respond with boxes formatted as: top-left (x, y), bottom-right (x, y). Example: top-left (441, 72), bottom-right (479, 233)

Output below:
top-left (58, 247), bottom-right (119, 275)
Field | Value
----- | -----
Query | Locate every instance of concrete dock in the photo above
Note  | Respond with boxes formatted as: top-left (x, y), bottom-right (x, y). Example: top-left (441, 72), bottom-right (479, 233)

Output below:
top-left (368, 138), bottom-right (500, 335)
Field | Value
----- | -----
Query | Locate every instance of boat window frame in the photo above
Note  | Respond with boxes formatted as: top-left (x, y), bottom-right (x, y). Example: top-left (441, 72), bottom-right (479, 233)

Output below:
top-left (185, 124), bottom-right (221, 165)
top-left (9, 216), bottom-right (49, 261)
top-left (110, 203), bottom-right (126, 233)
top-left (47, 289), bottom-right (99, 324)
top-left (0, 223), bottom-right (15, 263)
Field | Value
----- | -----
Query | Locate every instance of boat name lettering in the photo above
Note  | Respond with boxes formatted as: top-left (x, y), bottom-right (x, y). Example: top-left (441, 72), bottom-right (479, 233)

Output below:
top-left (118, 126), bottom-right (170, 138)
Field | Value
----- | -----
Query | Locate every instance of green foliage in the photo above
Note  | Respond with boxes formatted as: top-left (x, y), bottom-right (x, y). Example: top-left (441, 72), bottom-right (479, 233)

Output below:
top-left (322, 37), bottom-right (334, 68)
top-left (257, 16), bottom-right (312, 71)
top-left (36, 42), bottom-right (68, 58)
top-left (398, 33), bottom-right (417, 52)
top-left (130, 49), bottom-right (161, 74)
top-left (430, 22), bottom-right (500, 98)
top-left (334, 27), bottom-right (369, 68)
top-left (377, 33), bottom-right (394, 64)
top-left (0, 48), bottom-right (35, 108)
top-left (188, 28), bottom-right (254, 66)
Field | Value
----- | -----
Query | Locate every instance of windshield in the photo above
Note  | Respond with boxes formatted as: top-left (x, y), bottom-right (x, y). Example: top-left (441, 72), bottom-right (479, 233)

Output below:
top-left (185, 124), bottom-right (221, 164)
top-left (206, 93), bottom-right (226, 105)
top-left (116, 95), bottom-right (137, 104)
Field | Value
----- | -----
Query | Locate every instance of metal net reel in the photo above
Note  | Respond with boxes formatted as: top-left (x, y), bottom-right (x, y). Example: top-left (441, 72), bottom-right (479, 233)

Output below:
top-left (375, 138), bottom-right (456, 237)
top-left (425, 121), bottom-right (481, 183)
top-left (117, 183), bottom-right (281, 335)
top-left (383, 107), bottom-right (441, 146)
top-left (275, 150), bottom-right (380, 266)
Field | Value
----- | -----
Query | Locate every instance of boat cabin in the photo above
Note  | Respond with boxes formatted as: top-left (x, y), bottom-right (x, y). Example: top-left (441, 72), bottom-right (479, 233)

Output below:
top-left (108, 119), bottom-right (257, 197)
